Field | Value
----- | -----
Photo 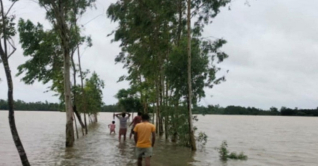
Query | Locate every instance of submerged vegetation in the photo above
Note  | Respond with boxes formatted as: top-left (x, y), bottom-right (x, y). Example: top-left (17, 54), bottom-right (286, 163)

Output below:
top-left (218, 141), bottom-right (248, 161)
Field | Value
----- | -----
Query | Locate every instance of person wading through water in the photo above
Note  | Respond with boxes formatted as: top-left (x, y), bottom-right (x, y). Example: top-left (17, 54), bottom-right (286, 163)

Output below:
top-left (134, 114), bottom-right (155, 166)
top-left (129, 112), bottom-right (142, 139)
top-left (115, 112), bottom-right (131, 141)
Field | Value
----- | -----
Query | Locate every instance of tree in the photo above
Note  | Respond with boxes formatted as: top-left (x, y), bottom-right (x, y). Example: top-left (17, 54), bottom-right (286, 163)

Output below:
top-left (186, 0), bottom-right (231, 151)
top-left (17, 19), bottom-right (64, 91)
top-left (107, 0), bottom-right (178, 136)
top-left (270, 107), bottom-right (278, 113)
top-left (30, 0), bottom-right (96, 147)
top-left (187, 0), bottom-right (196, 150)
top-left (83, 72), bottom-right (104, 122)
top-left (18, 6), bottom-right (93, 136)
top-left (107, 0), bottom-right (231, 149)
top-left (0, 0), bottom-right (30, 165)
top-left (115, 88), bottom-right (143, 112)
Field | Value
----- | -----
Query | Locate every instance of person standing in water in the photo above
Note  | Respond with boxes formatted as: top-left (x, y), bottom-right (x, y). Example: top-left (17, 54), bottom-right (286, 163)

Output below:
top-left (108, 121), bottom-right (116, 135)
top-left (115, 112), bottom-right (131, 141)
top-left (129, 112), bottom-right (142, 139)
top-left (134, 114), bottom-right (155, 166)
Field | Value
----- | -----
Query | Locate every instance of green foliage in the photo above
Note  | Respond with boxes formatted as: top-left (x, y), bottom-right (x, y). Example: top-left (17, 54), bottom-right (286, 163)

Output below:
top-left (107, 0), bottom-right (231, 147)
top-left (218, 141), bottom-right (230, 161)
top-left (17, 19), bottom-right (63, 85)
top-left (17, 0), bottom-right (96, 104)
top-left (115, 88), bottom-right (143, 112)
top-left (17, 19), bottom-right (67, 101)
top-left (0, 1), bottom-right (17, 63)
top-left (0, 14), bottom-right (16, 39)
top-left (228, 152), bottom-right (248, 160)
top-left (82, 72), bottom-right (104, 114)
top-left (74, 72), bottom-right (104, 115)
top-left (218, 141), bottom-right (248, 161)
top-left (195, 131), bottom-right (208, 150)
top-left (166, 37), bottom-right (227, 104)
top-left (191, 0), bottom-right (232, 36)
top-left (173, 113), bottom-right (190, 146)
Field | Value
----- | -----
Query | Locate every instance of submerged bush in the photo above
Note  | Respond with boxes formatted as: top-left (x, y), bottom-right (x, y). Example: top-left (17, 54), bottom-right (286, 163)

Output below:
top-left (218, 141), bottom-right (248, 161)
top-left (218, 141), bottom-right (230, 161)
top-left (197, 132), bottom-right (208, 146)
top-left (228, 152), bottom-right (248, 160)
top-left (196, 131), bottom-right (208, 150)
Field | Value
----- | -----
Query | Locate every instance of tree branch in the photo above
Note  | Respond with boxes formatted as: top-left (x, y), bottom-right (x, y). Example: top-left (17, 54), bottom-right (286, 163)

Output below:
top-left (4, 1), bottom-right (16, 18)
top-left (7, 39), bottom-right (16, 59)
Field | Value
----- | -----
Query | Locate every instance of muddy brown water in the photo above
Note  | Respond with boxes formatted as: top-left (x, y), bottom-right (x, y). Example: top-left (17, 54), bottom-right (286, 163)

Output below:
top-left (1, 111), bottom-right (318, 166)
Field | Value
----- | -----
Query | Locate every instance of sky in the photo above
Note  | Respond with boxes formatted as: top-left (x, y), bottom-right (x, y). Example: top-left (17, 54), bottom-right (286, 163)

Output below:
top-left (0, 0), bottom-right (318, 110)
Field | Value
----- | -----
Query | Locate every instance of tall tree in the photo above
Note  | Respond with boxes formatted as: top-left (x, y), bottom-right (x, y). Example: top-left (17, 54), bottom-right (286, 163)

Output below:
top-left (34, 0), bottom-right (96, 147)
top-left (83, 72), bottom-right (104, 122)
top-left (0, 0), bottom-right (30, 165)
top-left (187, 0), bottom-right (196, 151)
top-left (108, 0), bottom-right (231, 149)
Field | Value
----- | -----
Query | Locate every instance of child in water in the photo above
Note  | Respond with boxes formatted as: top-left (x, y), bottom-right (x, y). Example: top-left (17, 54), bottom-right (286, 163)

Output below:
top-left (108, 121), bottom-right (116, 134)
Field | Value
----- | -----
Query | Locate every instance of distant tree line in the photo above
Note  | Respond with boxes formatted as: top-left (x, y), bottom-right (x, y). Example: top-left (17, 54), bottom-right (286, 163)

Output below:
top-left (193, 105), bottom-right (318, 116)
top-left (101, 104), bottom-right (318, 117)
top-left (0, 99), bottom-right (61, 111)
top-left (279, 106), bottom-right (318, 116)
top-left (101, 105), bottom-right (117, 112)
top-left (192, 105), bottom-right (279, 115)
top-left (2, 99), bottom-right (318, 116)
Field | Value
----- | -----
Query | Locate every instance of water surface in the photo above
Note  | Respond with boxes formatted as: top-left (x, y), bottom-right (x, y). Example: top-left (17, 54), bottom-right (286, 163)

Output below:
top-left (1, 111), bottom-right (317, 166)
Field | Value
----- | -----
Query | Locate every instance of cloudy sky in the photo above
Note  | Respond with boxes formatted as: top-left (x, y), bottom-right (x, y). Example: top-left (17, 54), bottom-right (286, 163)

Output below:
top-left (0, 0), bottom-right (317, 110)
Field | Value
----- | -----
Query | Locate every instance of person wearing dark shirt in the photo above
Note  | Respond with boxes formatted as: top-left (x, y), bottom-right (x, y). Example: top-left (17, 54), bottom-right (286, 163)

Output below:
top-left (129, 112), bottom-right (142, 139)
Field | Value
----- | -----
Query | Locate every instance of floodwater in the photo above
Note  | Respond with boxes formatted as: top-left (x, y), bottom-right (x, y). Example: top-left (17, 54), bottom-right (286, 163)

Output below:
top-left (1, 112), bottom-right (318, 166)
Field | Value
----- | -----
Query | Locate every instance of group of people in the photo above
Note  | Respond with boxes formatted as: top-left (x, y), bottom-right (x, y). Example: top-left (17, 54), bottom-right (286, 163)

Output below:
top-left (108, 112), bottom-right (155, 166)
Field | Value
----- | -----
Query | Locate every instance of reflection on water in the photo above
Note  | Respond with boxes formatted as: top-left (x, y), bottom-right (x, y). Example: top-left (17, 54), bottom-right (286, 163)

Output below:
top-left (1, 112), bottom-right (318, 166)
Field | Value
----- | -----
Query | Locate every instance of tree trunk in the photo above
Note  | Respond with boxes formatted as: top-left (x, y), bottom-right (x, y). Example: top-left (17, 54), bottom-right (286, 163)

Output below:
top-left (143, 79), bottom-right (149, 113)
top-left (74, 112), bottom-right (79, 139)
top-left (94, 113), bottom-right (98, 123)
top-left (152, 104), bottom-right (155, 124)
top-left (89, 114), bottom-right (93, 123)
top-left (155, 105), bottom-right (159, 134)
top-left (177, 0), bottom-right (182, 45)
top-left (73, 106), bottom-right (85, 135)
top-left (144, 101), bottom-right (148, 113)
top-left (77, 46), bottom-right (88, 134)
top-left (171, 101), bottom-right (178, 143)
top-left (159, 64), bottom-right (164, 136)
top-left (0, 1), bottom-right (30, 164)
top-left (164, 80), bottom-right (169, 140)
top-left (54, 0), bottom-right (75, 147)
top-left (187, 0), bottom-right (197, 151)
top-left (0, 52), bottom-right (31, 166)
top-left (155, 81), bottom-right (160, 135)
top-left (70, 1), bottom-right (88, 134)
top-left (164, 44), bottom-right (170, 140)
top-left (64, 50), bottom-right (75, 147)
top-left (71, 54), bottom-right (85, 134)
